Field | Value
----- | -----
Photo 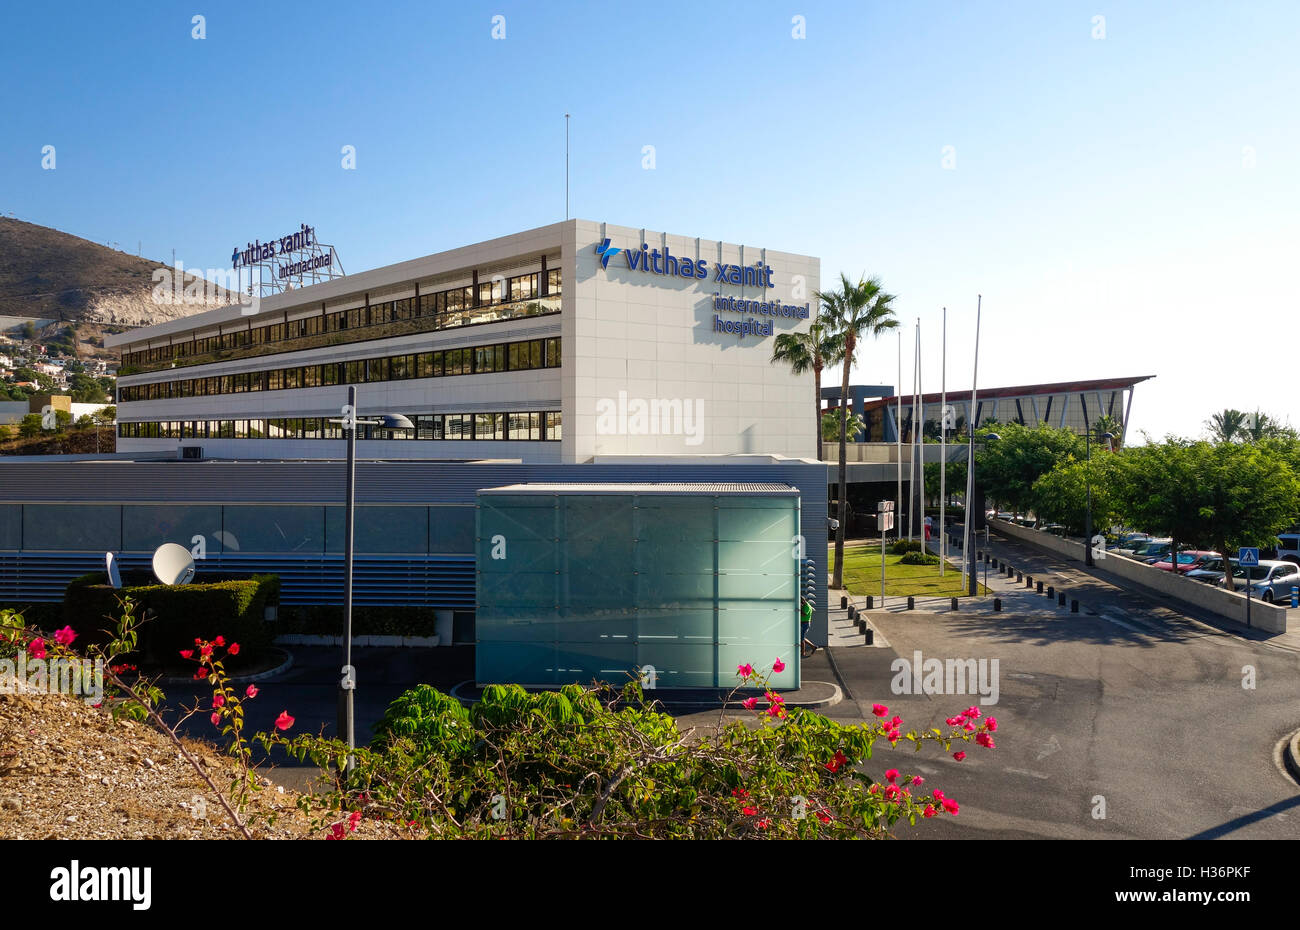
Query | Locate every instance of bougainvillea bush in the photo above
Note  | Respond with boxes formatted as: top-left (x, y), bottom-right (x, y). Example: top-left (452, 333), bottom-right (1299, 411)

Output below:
top-left (277, 660), bottom-right (998, 839)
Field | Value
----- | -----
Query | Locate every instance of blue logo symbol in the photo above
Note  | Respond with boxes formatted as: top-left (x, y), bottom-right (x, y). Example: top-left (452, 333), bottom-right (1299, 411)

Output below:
top-left (595, 238), bottom-right (621, 269)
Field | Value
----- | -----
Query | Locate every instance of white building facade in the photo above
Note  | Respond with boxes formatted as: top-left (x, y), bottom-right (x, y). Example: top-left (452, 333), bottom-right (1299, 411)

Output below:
top-left (107, 220), bottom-right (819, 464)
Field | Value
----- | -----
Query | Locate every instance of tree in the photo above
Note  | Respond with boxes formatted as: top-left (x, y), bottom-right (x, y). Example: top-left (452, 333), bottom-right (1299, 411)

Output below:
top-left (92, 406), bottom-right (116, 427)
top-left (1112, 440), bottom-right (1300, 591)
top-left (69, 373), bottom-right (108, 404)
top-left (1205, 408), bottom-right (1292, 444)
top-left (1032, 454), bottom-right (1122, 536)
top-left (820, 274), bottom-right (899, 589)
top-left (18, 414), bottom-right (41, 438)
top-left (925, 458), bottom-right (967, 506)
top-left (973, 422), bottom-right (1086, 517)
top-left (771, 317), bottom-right (843, 454)
top-left (19, 322), bottom-right (35, 340)
top-left (821, 409), bottom-right (864, 443)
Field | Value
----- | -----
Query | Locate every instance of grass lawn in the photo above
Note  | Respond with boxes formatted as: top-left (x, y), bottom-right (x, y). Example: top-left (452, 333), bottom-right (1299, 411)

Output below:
top-left (832, 543), bottom-right (989, 597)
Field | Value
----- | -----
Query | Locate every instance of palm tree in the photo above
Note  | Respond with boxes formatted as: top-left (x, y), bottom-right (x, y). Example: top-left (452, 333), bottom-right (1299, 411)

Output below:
top-left (771, 316), bottom-right (843, 454)
top-left (820, 273), bottom-right (899, 589)
top-left (1092, 414), bottom-right (1124, 449)
top-left (1206, 409), bottom-right (1248, 443)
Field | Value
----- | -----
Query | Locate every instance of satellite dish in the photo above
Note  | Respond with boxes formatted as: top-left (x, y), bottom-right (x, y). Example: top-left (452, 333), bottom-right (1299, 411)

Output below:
top-left (152, 543), bottom-right (196, 586)
top-left (105, 551), bottom-right (122, 589)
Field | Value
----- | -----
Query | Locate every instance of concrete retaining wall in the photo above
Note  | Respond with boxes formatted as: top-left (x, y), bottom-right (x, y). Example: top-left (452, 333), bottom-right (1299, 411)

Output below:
top-left (989, 520), bottom-right (1287, 633)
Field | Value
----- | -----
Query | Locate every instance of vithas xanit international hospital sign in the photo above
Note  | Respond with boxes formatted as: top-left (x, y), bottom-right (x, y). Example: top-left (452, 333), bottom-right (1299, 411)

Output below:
top-left (594, 238), bottom-right (810, 339)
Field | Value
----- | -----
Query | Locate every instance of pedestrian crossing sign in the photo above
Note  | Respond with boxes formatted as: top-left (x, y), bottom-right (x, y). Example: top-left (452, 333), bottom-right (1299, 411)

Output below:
top-left (1238, 547), bottom-right (1259, 567)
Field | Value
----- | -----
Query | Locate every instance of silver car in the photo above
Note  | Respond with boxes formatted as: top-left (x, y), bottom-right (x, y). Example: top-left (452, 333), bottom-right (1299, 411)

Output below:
top-left (1221, 560), bottom-right (1300, 603)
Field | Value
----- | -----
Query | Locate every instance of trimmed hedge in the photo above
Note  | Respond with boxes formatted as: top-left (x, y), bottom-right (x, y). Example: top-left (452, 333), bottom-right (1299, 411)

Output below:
top-left (888, 539), bottom-right (927, 555)
top-left (899, 551), bottom-right (940, 566)
top-left (62, 572), bottom-right (279, 663)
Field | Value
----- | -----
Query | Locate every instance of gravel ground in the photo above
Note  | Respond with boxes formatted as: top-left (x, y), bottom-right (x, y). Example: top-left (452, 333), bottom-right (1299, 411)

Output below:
top-left (0, 688), bottom-right (385, 840)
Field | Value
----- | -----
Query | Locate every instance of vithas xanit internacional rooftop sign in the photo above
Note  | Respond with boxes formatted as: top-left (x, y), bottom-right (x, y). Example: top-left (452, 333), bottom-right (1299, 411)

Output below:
top-left (594, 237), bottom-right (810, 339)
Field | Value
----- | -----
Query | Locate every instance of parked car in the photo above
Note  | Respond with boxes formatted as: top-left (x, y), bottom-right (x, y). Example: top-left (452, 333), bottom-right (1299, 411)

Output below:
top-left (1038, 523), bottom-right (1067, 536)
top-left (1151, 550), bottom-right (1220, 573)
top-left (1186, 557), bottom-right (1235, 586)
top-left (1113, 535), bottom-right (1157, 557)
top-left (1220, 560), bottom-right (1300, 603)
top-left (1118, 538), bottom-right (1171, 561)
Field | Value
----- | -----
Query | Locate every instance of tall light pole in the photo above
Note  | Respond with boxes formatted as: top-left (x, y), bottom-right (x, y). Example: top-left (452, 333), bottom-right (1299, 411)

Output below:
top-left (328, 386), bottom-right (413, 774)
top-left (1084, 429), bottom-right (1116, 567)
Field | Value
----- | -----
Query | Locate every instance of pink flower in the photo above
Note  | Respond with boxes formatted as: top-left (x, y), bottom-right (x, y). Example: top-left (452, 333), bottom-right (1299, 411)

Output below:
top-left (816, 810), bottom-right (832, 824)
top-left (326, 822), bottom-right (346, 840)
top-left (976, 733), bottom-right (995, 749)
top-left (945, 717), bottom-right (959, 726)
top-left (179, 649), bottom-right (193, 659)
top-left (985, 716), bottom-right (998, 732)
top-left (200, 644), bottom-right (213, 658)
top-left (756, 818), bottom-right (771, 830)
top-left (890, 715), bottom-right (902, 728)
top-left (772, 657), bottom-right (786, 673)
top-left (964, 706), bottom-right (981, 719)
top-left (731, 788), bottom-right (749, 799)
top-left (193, 668), bottom-right (208, 680)
top-left (29, 638), bottom-right (46, 660)
top-left (348, 811), bottom-right (362, 831)
top-left (963, 722), bottom-right (976, 732)
top-left (872, 704), bottom-right (888, 717)
top-left (228, 643), bottom-right (240, 656)
top-left (245, 684), bottom-right (259, 698)
top-left (212, 694), bottom-right (226, 708)
top-left (736, 663), bottom-right (754, 678)
top-left (210, 712), bottom-right (221, 726)
top-left (932, 789), bottom-right (945, 801)
top-left (941, 797), bottom-right (960, 815)
top-left (910, 776), bottom-right (925, 786)
top-left (923, 806), bottom-right (936, 818)
top-left (953, 751), bottom-right (966, 761)
top-left (214, 636), bottom-right (225, 646)
top-left (884, 768), bottom-right (899, 783)
top-left (274, 710), bottom-right (295, 731)
top-left (53, 626), bottom-right (77, 646)
top-left (868, 784), bottom-right (878, 794)
top-left (742, 696), bottom-right (758, 710)
top-left (742, 806), bottom-right (759, 816)
top-left (766, 704), bottom-right (785, 718)
top-left (884, 784), bottom-right (900, 800)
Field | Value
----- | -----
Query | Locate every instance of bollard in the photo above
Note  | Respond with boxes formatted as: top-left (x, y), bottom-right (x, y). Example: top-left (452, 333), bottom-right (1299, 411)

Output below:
top-left (866, 595), bottom-right (874, 610)
top-left (1070, 599), bottom-right (1079, 613)
top-left (1036, 580), bottom-right (1044, 594)
top-left (985, 552), bottom-right (991, 564)
top-left (993, 598), bottom-right (1002, 611)
top-left (865, 628), bottom-right (874, 645)
top-left (1025, 575), bottom-right (1033, 588)
top-left (848, 605), bottom-right (857, 620)
top-left (840, 595), bottom-right (848, 609)
top-left (992, 558), bottom-right (999, 569)
top-left (1016, 571), bottom-right (1023, 583)
top-left (1058, 591), bottom-right (1066, 606)
top-left (951, 597), bottom-right (959, 611)
top-left (1293, 585), bottom-right (1298, 609)
top-left (1047, 585), bottom-right (1054, 598)
top-left (907, 596), bottom-right (915, 610)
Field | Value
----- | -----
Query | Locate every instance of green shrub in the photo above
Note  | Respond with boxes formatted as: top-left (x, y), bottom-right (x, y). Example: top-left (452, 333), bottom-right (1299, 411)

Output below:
top-left (888, 539), bottom-right (926, 555)
top-left (62, 572), bottom-right (279, 664)
top-left (899, 551), bottom-right (940, 566)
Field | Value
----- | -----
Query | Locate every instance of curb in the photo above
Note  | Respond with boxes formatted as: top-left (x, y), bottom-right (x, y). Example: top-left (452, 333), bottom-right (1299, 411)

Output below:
top-left (447, 679), bottom-right (843, 711)
top-left (272, 633), bottom-right (441, 648)
top-left (159, 647), bottom-right (294, 685)
top-left (1283, 727), bottom-right (1300, 786)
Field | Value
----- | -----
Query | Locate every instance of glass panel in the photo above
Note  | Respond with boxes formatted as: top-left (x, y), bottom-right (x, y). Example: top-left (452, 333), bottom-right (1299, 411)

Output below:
top-left (221, 506), bottom-right (325, 552)
top-left (0, 504), bottom-right (21, 549)
top-left (430, 506), bottom-right (475, 553)
top-left (324, 506), bottom-right (429, 553)
top-left (22, 504), bottom-right (121, 551)
top-left (123, 505), bottom-right (223, 554)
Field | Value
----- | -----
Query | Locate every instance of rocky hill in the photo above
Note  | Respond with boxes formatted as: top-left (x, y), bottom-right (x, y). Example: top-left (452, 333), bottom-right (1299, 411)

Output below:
top-left (0, 217), bottom-right (233, 328)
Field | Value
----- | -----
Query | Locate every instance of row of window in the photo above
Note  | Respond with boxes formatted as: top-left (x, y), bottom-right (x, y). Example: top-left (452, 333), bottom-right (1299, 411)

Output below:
top-left (118, 411), bottom-right (562, 442)
top-left (121, 268), bottom-right (562, 370)
top-left (119, 337), bottom-right (561, 402)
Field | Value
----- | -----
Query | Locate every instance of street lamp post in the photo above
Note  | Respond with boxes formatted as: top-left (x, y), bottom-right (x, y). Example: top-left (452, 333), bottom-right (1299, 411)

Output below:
top-left (328, 386), bottom-right (413, 774)
top-left (1084, 430), bottom-right (1115, 567)
top-left (967, 431), bottom-right (1000, 596)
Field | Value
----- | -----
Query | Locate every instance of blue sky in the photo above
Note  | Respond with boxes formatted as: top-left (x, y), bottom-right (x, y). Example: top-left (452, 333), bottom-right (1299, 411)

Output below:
top-left (2, 1), bottom-right (1296, 440)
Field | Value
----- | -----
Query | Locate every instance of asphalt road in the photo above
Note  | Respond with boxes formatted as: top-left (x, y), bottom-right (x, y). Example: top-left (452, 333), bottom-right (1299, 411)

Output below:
top-left (814, 533), bottom-right (1300, 839)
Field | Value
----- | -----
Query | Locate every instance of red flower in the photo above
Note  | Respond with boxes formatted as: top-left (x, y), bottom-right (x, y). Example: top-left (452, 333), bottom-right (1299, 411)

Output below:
top-left (815, 810), bottom-right (832, 824)
top-left (212, 694), bottom-right (226, 708)
top-left (731, 787), bottom-right (749, 799)
top-left (348, 811), bottom-right (362, 831)
top-left (755, 818), bottom-right (771, 830)
top-left (193, 668), bottom-right (208, 680)
top-left (742, 696), bottom-right (758, 710)
top-left (53, 626), bottom-right (77, 646)
top-left (941, 797), bottom-right (960, 815)
top-left (736, 663), bottom-right (754, 678)
top-left (872, 704), bottom-right (888, 717)
top-left (953, 751), bottom-right (966, 761)
top-left (29, 638), bottom-right (47, 660)
top-left (179, 649), bottom-right (193, 659)
top-left (772, 657), bottom-right (786, 673)
top-left (228, 643), bottom-right (240, 656)
top-left (976, 733), bottom-right (995, 749)
top-left (210, 712), bottom-right (221, 726)
top-left (923, 806), bottom-right (936, 818)
top-left (274, 710), bottom-right (295, 731)
top-left (326, 822), bottom-right (346, 840)
top-left (214, 636), bottom-right (225, 646)
top-left (245, 684), bottom-right (259, 698)
top-left (884, 784), bottom-right (900, 800)
top-left (742, 806), bottom-right (759, 816)
top-left (964, 706), bottom-right (981, 719)
top-left (910, 776), bottom-right (925, 786)
top-left (884, 768), bottom-right (898, 783)
top-left (890, 715), bottom-right (902, 728)
top-left (200, 644), bottom-right (213, 658)
top-left (985, 716), bottom-right (998, 732)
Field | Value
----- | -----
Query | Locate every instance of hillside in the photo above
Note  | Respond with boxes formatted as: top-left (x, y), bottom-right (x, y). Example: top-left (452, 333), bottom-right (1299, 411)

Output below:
top-left (0, 217), bottom-right (233, 328)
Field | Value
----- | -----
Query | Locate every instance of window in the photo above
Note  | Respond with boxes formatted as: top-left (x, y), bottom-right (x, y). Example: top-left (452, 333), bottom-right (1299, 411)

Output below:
top-left (509, 273), bottom-right (538, 301)
top-left (390, 355), bottom-right (412, 380)
top-left (547, 268), bottom-right (562, 295)
top-left (445, 414), bottom-right (472, 440)
top-left (546, 412), bottom-right (562, 440)
top-left (416, 352), bottom-right (437, 379)
top-left (546, 337), bottom-right (561, 367)
top-left (475, 413), bottom-right (503, 440)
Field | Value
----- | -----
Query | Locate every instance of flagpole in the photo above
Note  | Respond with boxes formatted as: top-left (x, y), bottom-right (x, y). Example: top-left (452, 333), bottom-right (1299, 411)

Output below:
top-left (914, 319), bottom-right (922, 542)
top-left (895, 330), bottom-right (902, 547)
top-left (940, 307), bottom-right (947, 576)
top-left (963, 296), bottom-right (983, 596)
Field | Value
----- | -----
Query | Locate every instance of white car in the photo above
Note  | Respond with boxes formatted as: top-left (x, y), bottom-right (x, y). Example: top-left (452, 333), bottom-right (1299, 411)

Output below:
top-left (1221, 560), bottom-right (1300, 603)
